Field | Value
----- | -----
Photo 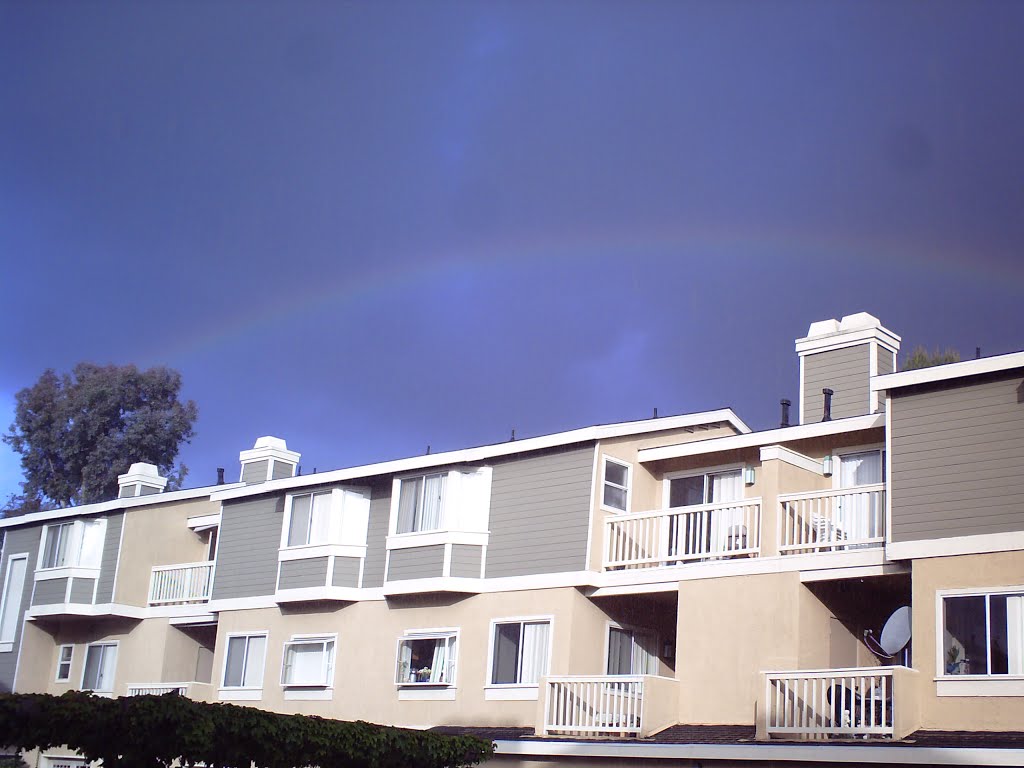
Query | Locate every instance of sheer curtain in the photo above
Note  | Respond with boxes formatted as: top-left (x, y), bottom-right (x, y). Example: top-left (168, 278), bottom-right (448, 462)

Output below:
top-left (420, 474), bottom-right (445, 531)
top-left (839, 452), bottom-right (882, 540)
top-left (430, 638), bottom-right (452, 683)
top-left (310, 493), bottom-right (332, 543)
top-left (709, 471), bottom-right (743, 553)
top-left (396, 478), bottom-right (421, 534)
top-left (520, 622), bottom-right (549, 683)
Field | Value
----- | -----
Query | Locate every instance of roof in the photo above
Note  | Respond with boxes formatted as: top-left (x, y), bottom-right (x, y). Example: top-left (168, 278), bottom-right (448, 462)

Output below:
top-left (211, 408), bottom-right (750, 502)
top-left (872, 350), bottom-right (1024, 392)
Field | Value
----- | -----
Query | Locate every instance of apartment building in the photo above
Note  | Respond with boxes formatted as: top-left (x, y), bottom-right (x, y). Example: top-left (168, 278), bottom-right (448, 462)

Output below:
top-left (1, 312), bottom-right (1022, 767)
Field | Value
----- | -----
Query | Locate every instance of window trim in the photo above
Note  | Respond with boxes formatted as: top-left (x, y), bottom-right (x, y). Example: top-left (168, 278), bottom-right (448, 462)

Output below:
top-left (390, 472), bottom-right (449, 536)
top-left (394, 628), bottom-right (459, 687)
top-left (219, 631), bottom-right (268, 699)
top-left (601, 456), bottom-right (632, 514)
top-left (280, 633), bottom-right (337, 688)
top-left (935, 586), bottom-right (1024, 691)
top-left (55, 644), bottom-right (74, 682)
top-left (485, 615), bottom-right (554, 690)
top-left (0, 552), bottom-right (29, 651)
top-left (80, 641), bottom-right (118, 694)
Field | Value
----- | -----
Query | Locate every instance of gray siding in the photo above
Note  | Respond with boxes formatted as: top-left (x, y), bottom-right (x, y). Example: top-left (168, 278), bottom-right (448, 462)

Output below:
top-left (876, 346), bottom-right (895, 412)
top-left (119, 485), bottom-right (135, 498)
top-left (96, 513), bottom-right (123, 604)
top-left (450, 544), bottom-right (482, 578)
top-left (69, 578), bottom-right (95, 604)
top-left (211, 496), bottom-right (283, 599)
top-left (486, 445), bottom-right (594, 578)
top-left (241, 460), bottom-right (269, 485)
top-left (0, 526), bottom-right (42, 692)
top-left (387, 545), bottom-right (445, 581)
top-left (271, 461), bottom-right (294, 480)
top-left (803, 344), bottom-right (871, 422)
top-left (278, 557), bottom-right (329, 590)
top-left (31, 578), bottom-right (67, 606)
top-left (362, 481), bottom-right (392, 589)
top-left (891, 372), bottom-right (1024, 542)
top-left (139, 485), bottom-right (160, 496)
top-left (332, 556), bottom-right (361, 588)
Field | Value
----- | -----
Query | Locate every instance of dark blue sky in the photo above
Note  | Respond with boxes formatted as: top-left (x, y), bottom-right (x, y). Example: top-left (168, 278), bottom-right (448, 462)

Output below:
top-left (2, 0), bottom-right (1022, 497)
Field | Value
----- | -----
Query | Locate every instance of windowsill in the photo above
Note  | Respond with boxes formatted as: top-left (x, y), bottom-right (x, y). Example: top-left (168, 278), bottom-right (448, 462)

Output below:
top-left (34, 566), bottom-right (100, 581)
top-left (0, 642), bottom-right (13, 653)
top-left (218, 687), bottom-right (263, 701)
top-left (283, 686), bottom-right (334, 701)
top-left (601, 506), bottom-right (630, 515)
top-left (386, 530), bottom-right (489, 550)
top-left (398, 686), bottom-right (457, 701)
top-left (484, 684), bottom-right (540, 701)
top-left (396, 681), bottom-right (455, 687)
top-left (935, 675), bottom-right (1024, 697)
top-left (278, 543), bottom-right (366, 562)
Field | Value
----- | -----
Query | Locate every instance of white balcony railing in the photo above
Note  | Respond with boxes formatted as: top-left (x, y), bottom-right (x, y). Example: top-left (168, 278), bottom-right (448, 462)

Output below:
top-left (544, 676), bottom-right (645, 736)
top-left (764, 667), bottom-right (897, 739)
top-left (126, 683), bottom-right (189, 696)
top-left (604, 499), bottom-right (761, 569)
top-left (778, 484), bottom-right (885, 554)
top-left (148, 562), bottom-right (214, 605)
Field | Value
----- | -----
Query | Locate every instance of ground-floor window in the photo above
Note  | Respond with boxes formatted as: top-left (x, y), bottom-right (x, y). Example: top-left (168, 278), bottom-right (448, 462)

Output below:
top-left (943, 592), bottom-right (1024, 676)
top-left (395, 632), bottom-right (458, 685)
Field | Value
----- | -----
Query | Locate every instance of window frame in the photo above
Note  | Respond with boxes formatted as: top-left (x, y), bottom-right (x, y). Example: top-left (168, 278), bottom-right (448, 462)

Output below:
top-left (220, 631), bottom-right (268, 696)
top-left (601, 457), bottom-right (632, 514)
top-left (662, 464), bottom-right (744, 509)
top-left (281, 491), bottom-right (334, 549)
top-left (604, 622), bottom-right (660, 676)
top-left (830, 445), bottom-right (885, 490)
top-left (0, 553), bottom-right (29, 651)
top-left (80, 641), bottom-right (118, 694)
top-left (37, 519), bottom-right (107, 572)
top-left (937, 587), bottom-right (1024, 678)
top-left (55, 644), bottom-right (74, 682)
top-left (394, 629), bottom-right (459, 687)
top-left (280, 634), bottom-right (336, 688)
top-left (391, 472), bottom-right (448, 535)
top-left (486, 616), bottom-right (553, 689)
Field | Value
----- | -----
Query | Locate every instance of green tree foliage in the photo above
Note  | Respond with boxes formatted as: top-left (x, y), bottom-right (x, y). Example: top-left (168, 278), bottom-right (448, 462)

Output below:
top-left (3, 363), bottom-right (198, 511)
top-left (901, 345), bottom-right (961, 371)
top-left (0, 692), bottom-right (493, 768)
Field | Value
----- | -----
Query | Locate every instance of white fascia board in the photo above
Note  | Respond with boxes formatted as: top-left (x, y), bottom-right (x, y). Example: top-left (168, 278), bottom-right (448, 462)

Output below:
top-left (871, 350), bottom-right (1024, 392)
top-left (795, 325), bottom-right (902, 355)
top-left (887, 530), bottom-right (1024, 561)
top-left (0, 483), bottom-right (244, 530)
top-left (25, 602), bottom-right (146, 621)
top-left (494, 739), bottom-right (1024, 766)
top-left (211, 409), bottom-right (749, 502)
top-left (638, 413), bottom-right (884, 463)
top-left (759, 445), bottom-right (823, 475)
top-left (186, 512), bottom-right (221, 530)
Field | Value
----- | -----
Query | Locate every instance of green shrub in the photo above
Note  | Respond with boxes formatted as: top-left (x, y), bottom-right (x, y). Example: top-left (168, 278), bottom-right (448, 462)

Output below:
top-left (0, 692), bottom-right (493, 768)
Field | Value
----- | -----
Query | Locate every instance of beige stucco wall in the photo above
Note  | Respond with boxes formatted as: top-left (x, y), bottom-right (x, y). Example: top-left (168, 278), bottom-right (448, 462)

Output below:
top-left (912, 552), bottom-right (1024, 731)
top-left (114, 497), bottom-right (219, 606)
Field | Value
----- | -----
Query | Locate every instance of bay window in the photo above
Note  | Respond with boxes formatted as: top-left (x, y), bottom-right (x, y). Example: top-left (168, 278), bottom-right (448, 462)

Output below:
top-left (281, 636), bottom-right (335, 687)
top-left (396, 474), bottom-right (446, 534)
top-left (490, 620), bottom-right (550, 685)
top-left (285, 492), bottom-right (333, 547)
top-left (395, 632), bottom-right (457, 685)
top-left (39, 519), bottom-right (106, 570)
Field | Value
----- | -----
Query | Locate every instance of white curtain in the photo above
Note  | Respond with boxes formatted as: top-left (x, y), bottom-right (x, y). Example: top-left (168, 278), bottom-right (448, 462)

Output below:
top-left (285, 642), bottom-right (324, 685)
top-left (0, 558), bottom-right (26, 643)
top-left (520, 622), bottom-right (549, 683)
top-left (709, 471), bottom-right (743, 553)
top-left (632, 631), bottom-right (658, 675)
top-left (310, 493), bottom-right (332, 544)
top-left (288, 495), bottom-right (312, 546)
top-left (1009, 596), bottom-right (1024, 676)
top-left (79, 521), bottom-right (105, 569)
top-left (839, 452), bottom-right (882, 540)
top-left (397, 641), bottom-right (413, 682)
top-left (396, 478), bottom-right (421, 534)
top-left (430, 638), bottom-right (450, 683)
top-left (241, 636), bottom-right (266, 688)
top-left (420, 474), bottom-right (445, 531)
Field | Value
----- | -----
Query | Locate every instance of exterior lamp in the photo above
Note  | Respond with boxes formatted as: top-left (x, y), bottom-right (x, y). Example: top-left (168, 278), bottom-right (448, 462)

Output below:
top-left (743, 465), bottom-right (756, 485)
top-left (822, 454), bottom-right (833, 477)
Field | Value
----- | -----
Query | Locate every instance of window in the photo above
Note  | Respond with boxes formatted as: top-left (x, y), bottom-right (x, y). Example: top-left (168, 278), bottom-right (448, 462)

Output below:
top-left (396, 474), bottom-right (446, 534)
top-left (943, 593), bottom-right (1024, 676)
top-left (602, 458), bottom-right (631, 512)
top-left (607, 626), bottom-right (658, 676)
top-left (285, 492), bottom-right (333, 547)
top-left (0, 554), bottom-right (28, 650)
top-left (666, 469), bottom-right (744, 556)
top-left (490, 620), bottom-right (550, 685)
top-left (281, 636), bottom-right (335, 687)
top-left (223, 634), bottom-right (267, 688)
top-left (396, 632), bottom-right (457, 685)
top-left (81, 643), bottom-right (117, 692)
top-left (39, 520), bottom-right (105, 570)
top-left (56, 645), bottom-right (73, 681)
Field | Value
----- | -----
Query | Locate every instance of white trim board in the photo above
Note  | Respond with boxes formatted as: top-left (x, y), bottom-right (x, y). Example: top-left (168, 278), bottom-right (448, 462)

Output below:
top-left (887, 530), bottom-right (1024, 561)
top-left (211, 409), bottom-right (750, 503)
top-left (494, 738), bottom-right (1024, 765)
top-left (759, 445), bottom-right (823, 475)
top-left (872, 350), bottom-right (1024, 392)
top-left (638, 414), bottom-right (885, 463)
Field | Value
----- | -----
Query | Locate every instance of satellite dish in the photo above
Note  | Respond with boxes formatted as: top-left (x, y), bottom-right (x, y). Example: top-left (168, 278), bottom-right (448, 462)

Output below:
top-left (866, 605), bottom-right (911, 658)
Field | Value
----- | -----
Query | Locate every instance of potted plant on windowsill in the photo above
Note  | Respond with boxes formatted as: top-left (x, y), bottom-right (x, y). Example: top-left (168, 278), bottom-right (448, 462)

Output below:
top-left (415, 667), bottom-right (432, 682)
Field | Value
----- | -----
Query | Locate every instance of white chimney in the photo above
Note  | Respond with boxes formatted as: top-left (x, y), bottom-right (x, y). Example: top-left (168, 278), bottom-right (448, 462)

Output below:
top-left (239, 436), bottom-right (300, 484)
top-left (117, 462), bottom-right (168, 498)
top-left (795, 312), bottom-right (901, 424)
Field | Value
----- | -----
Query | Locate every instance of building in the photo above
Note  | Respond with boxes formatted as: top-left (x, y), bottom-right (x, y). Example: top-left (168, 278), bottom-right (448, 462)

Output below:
top-left (1, 312), bottom-right (1023, 767)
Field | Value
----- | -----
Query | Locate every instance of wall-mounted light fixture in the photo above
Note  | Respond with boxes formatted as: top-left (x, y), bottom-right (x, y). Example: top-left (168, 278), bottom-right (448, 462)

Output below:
top-left (743, 465), bottom-right (756, 485)
top-left (822, 454), bottom-right (833, 477)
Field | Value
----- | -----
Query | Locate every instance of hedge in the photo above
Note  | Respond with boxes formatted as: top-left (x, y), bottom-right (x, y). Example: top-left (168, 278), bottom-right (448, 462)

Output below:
top-left (0, 692), bottom-right (493, 768)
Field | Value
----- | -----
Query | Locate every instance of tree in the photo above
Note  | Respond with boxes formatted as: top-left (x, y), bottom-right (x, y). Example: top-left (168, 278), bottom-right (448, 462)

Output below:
top-left (902, 345), bottom-right (960, 371)
top-left (3, 363), bottom-right (198, 511)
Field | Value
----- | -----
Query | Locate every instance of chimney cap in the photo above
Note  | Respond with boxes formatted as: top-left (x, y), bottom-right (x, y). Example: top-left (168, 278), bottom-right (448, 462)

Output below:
top-left (117, 462), bottom-right (169, 495)
top-left (796, 312), bottom-right (901, 355)
top-left (239, 435), bottom-right (301, 466)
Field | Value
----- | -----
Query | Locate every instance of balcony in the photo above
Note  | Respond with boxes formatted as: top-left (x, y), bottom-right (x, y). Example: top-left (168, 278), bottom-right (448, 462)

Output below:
top-left (761, 666), bottom-right (919, 740)
top-left (604, 499), bottom-right (761, 570)
top-left (539, 675), bottom-right (677, 738)
top-left (778, 484), bottom-right (885, 554)
top-left (148, 562), bottom-right (214, 605)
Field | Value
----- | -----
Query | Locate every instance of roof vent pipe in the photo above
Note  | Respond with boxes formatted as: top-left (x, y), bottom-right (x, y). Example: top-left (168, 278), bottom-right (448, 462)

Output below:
top-left (822, 388), bottom-right (834, 422)
top-left (216, 467), bottom-right (225, 485)
top-left (780, 399), bottom-right (791, 428)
